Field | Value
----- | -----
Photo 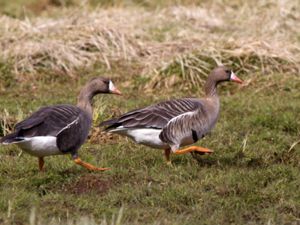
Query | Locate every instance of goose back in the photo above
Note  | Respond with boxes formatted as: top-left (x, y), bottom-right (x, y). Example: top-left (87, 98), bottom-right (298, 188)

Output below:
top-left (102, 98), bottom-right (203, 130)
top-left (3, 104), bottom-right (92, 154)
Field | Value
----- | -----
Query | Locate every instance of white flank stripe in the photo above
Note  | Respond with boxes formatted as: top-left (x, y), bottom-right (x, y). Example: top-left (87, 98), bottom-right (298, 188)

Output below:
top-left (57, 117), bottom-right (79, 135)
top-left (166, 111), bottom-right (194, 126)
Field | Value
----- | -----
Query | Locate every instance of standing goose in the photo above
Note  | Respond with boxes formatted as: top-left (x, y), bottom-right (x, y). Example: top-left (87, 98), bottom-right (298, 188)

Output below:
top-left (100, 66), bottom-right (242, 163)
top-left (0, 77), bottom-right (121, 171)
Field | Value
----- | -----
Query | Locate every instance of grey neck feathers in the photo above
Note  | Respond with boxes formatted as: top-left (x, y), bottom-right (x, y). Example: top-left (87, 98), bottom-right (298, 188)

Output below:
top-left (77, 85), bottom-right (95, 117)
top-left (204, 75), bottom-right (218, 97)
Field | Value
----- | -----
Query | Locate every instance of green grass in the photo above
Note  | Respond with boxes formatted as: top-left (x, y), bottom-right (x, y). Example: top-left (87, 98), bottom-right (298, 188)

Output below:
top-left (0, 0), bottom-right (299, 224)
top-left (0, 66), bottom-right (299, 224)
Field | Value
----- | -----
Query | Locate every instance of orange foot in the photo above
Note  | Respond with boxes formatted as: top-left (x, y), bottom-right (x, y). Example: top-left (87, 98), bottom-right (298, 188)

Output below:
top-left (73, 157), bottom-right (110, 171)
top-left (174, 146), bottom-right (213, 155)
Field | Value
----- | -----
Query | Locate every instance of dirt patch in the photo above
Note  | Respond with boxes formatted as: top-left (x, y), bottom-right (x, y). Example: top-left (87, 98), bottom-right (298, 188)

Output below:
top-left (64, 174), bottom-right (113, 195)
top-left (28, 0), bottom-right (75, 15)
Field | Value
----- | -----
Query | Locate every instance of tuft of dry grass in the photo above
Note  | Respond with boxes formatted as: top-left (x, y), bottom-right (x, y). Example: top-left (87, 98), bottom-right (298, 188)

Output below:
top-left (0, 108), bottom-right (24, 136)
top-left (0, 0), bottom-right (299, 84)
top-left (25, 206), bottom-right (124, 225)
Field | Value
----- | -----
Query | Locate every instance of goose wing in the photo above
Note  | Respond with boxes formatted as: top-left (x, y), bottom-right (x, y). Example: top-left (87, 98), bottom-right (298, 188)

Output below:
top-left (159, 103), bottom-right (213, 146)
top-left (15, 104), bottom-right (82, 137)
top-left (100, 98), bottom-right (202, 130)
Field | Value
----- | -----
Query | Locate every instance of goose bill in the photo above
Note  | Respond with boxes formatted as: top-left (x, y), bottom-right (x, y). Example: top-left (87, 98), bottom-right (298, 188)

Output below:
top-left (109, 81), bottom-right (122, 95)
top-left (230, 72), bottom-right (243, 84)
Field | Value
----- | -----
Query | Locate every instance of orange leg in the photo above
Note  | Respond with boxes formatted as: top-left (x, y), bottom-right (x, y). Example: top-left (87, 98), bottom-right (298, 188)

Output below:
top-left (164, 149), bottom-right (171, 165)
top-left (174, 146), bottom-right (213, 155)
top-left (73, 157), bottom-right (110, 171)
top-left (38, 157), bottom-right (45, 171)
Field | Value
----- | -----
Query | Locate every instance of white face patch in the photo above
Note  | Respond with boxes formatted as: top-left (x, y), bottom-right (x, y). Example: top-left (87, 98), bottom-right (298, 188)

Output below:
top-left (229, 71), bottom-right (243, 84)
top-left (109, 80), bottom-right (115, 92)
top-left (230, 71), bottom-right (237, 80)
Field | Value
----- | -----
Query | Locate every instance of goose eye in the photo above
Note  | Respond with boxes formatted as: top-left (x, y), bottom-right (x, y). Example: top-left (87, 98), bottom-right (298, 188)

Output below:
top-left (225, 70), bottom-right (231, 75)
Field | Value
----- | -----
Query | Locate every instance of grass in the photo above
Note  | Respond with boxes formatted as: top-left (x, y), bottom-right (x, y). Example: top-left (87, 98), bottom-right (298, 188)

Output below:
top-left (0, 0), bottom-right (300, 224)
top-left (0, 68), bottom-right (299, 225)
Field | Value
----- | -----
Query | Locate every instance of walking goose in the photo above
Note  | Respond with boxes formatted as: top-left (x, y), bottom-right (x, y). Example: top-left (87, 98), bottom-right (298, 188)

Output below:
top-left (100, 66), bottom-right (242, 163)
top-left (0, 77), bottom-right (121, 171)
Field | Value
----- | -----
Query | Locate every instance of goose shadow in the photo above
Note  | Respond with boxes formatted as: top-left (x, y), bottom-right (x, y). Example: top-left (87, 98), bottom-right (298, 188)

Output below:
top-left (189, 151), bottom-right (266, 169)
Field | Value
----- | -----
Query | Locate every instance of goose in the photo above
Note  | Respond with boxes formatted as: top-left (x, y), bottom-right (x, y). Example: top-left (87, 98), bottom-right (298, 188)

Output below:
top-left (0, 77), bottom-right (121, 171)
top-left (100, 66), bottom-right (242, 163)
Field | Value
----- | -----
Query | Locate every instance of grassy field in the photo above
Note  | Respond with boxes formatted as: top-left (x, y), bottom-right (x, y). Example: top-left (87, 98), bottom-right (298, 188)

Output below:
top-left (0, 0), bottom-right (300, 224)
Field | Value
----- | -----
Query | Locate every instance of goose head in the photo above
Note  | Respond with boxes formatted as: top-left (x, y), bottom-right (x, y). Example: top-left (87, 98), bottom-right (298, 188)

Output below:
top-left (85, 77), bottom-right (122, 96)
top-left (77, 77), bottom-right (121, 114)
top-left (204, 66), bottom-right (243, 96)
top-left (211, 66), bottom-right (243, 84)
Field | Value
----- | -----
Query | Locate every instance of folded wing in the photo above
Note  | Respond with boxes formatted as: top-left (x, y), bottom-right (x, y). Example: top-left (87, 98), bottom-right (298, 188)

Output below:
top-left (1, 105), bottom-right (81, 145)
top-left (100, 98), bottom-right (203, 130)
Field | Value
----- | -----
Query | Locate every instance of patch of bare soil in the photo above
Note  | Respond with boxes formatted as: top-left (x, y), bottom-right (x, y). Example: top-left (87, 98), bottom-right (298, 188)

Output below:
top-left (64, 174), bottom-right (113, 195)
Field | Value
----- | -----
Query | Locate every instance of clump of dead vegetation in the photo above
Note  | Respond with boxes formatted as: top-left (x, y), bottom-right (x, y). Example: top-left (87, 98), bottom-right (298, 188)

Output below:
top-left (23, 206), bottom-right (124, 225)
top-left (0, 0), bottom-right (299, 85)
top-left (147, 41), bottom-right (300, 91)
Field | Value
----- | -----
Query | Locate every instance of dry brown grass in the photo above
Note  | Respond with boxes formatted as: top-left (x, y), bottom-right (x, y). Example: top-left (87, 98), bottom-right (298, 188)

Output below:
top-left (0, 0), bottom-right (299, 83)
